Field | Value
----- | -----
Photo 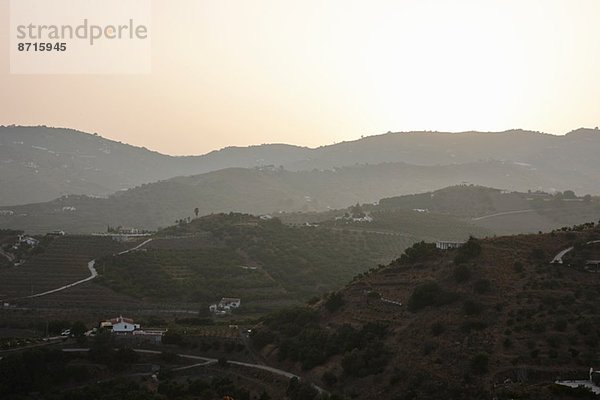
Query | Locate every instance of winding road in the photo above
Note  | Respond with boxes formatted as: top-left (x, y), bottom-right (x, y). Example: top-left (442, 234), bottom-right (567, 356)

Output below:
top-left (471, 209), bottom-right (536, 222)
top-left (7, 238), bottom-right (154, 302)
top-left (0, 248), bottom-right (15, 263)
top-left (551, 240), bottom-right (600, 264)
top-left (62, 347), bottom-right (324, 392)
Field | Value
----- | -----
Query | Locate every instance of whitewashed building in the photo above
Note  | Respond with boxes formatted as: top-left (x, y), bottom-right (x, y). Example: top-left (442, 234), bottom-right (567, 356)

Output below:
top-left (209, 297), bottom-right (242, 314)
top-left (436, 241), bottom-right (466, 250)
top-left (100, 316), bottom-right (140, 333)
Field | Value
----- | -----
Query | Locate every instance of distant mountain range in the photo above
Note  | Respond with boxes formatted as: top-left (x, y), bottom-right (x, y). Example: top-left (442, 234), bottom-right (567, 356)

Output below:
top-left (2, 125), bottom-right (600, 206)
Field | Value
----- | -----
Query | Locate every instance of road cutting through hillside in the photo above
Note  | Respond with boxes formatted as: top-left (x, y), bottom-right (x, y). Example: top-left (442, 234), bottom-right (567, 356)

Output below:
top-left (8, 238), bottom-right (153, 301)
top-left (471, 209), bottom-right (535, 221)
top-left (62, 347), bottom-right (325, 393)
top-left (551, 240), bottom-right (600, 264)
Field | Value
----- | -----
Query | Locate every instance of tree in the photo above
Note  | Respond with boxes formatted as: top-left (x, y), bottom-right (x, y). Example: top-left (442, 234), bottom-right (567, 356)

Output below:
top-left (71, 321), bottom-right (87, 338)
top-left (194, 207), bottom-right (199, 218)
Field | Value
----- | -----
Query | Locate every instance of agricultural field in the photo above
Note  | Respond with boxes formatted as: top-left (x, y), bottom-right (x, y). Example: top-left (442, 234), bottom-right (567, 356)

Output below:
top-left (0, 235), bottom-right (126, 300)
top-left (95, 213), bottom-right (414, 314)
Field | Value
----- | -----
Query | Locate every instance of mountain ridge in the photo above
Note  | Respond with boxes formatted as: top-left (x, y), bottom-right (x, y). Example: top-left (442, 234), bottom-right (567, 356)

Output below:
top-left (2, 125), bottom-right (600, 205)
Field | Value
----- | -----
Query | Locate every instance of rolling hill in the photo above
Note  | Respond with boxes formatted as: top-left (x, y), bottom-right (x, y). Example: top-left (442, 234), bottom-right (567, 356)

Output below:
top-left (280, 185), bottom-right (600, 236)
top-left (1, 163), bottom-right (598, 234)
top-left (252, 223), bottom-right (600, 399)
top-left (2, 125), bottom-right (600, 206)
top-left (94, 213), bottom-right (414, 315)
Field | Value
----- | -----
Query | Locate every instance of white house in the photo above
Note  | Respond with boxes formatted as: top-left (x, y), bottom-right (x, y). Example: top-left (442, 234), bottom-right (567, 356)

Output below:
top-left (209, 297), bottom-right (242, 314)
top-left (220, 297), bottom-right (241, 309)
top-left (436, 241), bottom-right (466, 250)
top-left (18, 235), bottom-right (39, 247)
top-left (100, 316), bottom-right (140, 333)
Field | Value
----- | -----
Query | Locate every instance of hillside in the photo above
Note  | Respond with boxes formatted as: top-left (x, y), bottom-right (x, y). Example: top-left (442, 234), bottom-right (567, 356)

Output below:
top-left (3, 126), bottom-right (600, 206)
top-left (376, 186), bottom-right (600, 235)
top-left (94, 213), bottom-right (413, 315)
top-left (0, 235), bottom-right (127, 301)
top-left (0, 126), bottom-right (307, 206)
top-left (252, 224), bottom-right (600, 399)
top-left (280, 185), bottom-right (600, 236)
top-left (1, 162), bottom-right (597, 234)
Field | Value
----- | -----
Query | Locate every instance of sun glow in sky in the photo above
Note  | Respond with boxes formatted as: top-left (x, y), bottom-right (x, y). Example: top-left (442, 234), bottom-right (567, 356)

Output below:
top-left (1, 0), bottom-right (600, 155)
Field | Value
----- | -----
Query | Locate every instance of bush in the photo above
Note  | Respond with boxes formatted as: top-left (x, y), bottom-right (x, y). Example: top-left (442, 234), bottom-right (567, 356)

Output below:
top-left (531, 248), bottom-right (545, 261)
top-left (341, 340), bottom-right (391, 378)
top-left (473, 279), bottom-right (491, 294)
top-left (251, 329), bottom-right (276, 349)
top-left (407, 282), bottom-right (458, 312)
top-left (454, 237), bottom-right (482, 264)
top-left (399, 241), bottom-right (438, 264)
top-left (324, 292), bottom-right (345, 313)
top-left (513, 262), bottom-right (524, 273)
top-left (463, 299), bottom-right (484, 316)
top-left (554, 318), bottom-right (567, 332)
top-left (322, 371), bottom-right (338, 386)
top-left (431, 321), bottom-right (445, 336)
top-left (470, 353), bottom-right (489, 374)
top-left (461, 320), bottom-right (488, 333)
top-left (453, 265), bottom-right (471, 283)
top-left (576, 320), bottom-right (593, 336)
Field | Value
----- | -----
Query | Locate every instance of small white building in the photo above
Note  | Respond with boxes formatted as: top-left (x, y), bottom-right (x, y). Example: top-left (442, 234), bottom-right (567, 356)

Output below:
top-left (100, 316), bottom-right (140, 333)
top-left (220, 297), bottom-right (241, 309)
top-left (436, 241), bottom-right (466, 250)
top-left (18, 235), bottom-right (39, 247)
top-left (209, 297), bottom-right (242, 314)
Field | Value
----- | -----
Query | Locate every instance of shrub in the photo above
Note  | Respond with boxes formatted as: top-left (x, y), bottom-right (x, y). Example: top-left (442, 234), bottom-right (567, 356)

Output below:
top-left (407, 282), bottom-right (458, 312)
top-left (453, 265), bottom-right (471, 283)
top-left (463, 299), bottom-right (484, 316)
top-left (431, 321), bottom-right (445, 336)
top-left (531, 248), bottom-right (545, 261)
top-left (513, 262), bottom-right (524, 273)
top-left (399, 241), bottom-right (438, 264)
top-left (576, 320), bottom-right (593, 336)
top-left (461, 320), bottom-right (488, 333)
top-left (473, 279), bottom-right (491, 294)
top-left (324, 292), bottom-right (345, 313)
top-left (470, 353), bottom-right (489, 374)
top-left (341, 340), bottom-right (391, 378)
top-left (547, 335), bottom-right (562, 348)
top-left (454, 237), bottom-right (481, 264)
top-left (322, 371), bottom-right (338, 386)
top-left (530, 349), bottom-right (539, 359)
top-left (554, 318), bottom-right (567, 332)
top-left (251, 329), bottom-right (276, 349)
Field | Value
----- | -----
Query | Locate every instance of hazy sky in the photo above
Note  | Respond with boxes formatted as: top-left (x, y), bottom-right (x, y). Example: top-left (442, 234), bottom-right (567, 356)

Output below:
top-left (1, 0), bottom-right (600, 155)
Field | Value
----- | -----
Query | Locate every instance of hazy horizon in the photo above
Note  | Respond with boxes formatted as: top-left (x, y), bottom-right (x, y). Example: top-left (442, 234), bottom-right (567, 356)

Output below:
top-left (2, 0), bottom-right (600, 155)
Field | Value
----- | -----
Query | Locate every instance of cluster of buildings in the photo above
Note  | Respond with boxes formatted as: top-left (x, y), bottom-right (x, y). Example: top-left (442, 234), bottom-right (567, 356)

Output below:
top-left (334, 213), bottom-right (373, 223)
top-left (15, 234), bottom-right (39, 248)
top-left (209, 297), bottom-right (241, 315)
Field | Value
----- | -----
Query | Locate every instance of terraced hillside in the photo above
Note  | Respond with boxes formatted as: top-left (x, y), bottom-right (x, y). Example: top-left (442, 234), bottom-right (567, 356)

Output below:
top-left (253, 223), bottom-right (600, 399)
top-left (377, 185), bottom-right (600, 235)
top-left (95, 214), bottom-right (414, 315)
top-left (0, 236), bottom-right (126, 300)
top-left (281, 185), bottom-right (600, 236)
